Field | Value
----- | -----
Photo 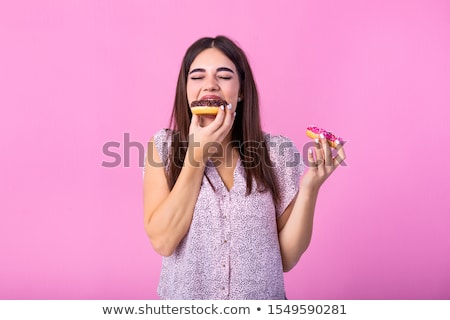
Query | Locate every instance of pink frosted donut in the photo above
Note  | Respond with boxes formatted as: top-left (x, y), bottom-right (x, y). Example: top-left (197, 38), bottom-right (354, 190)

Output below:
top-left (306, 126), bottom-right (343, 149)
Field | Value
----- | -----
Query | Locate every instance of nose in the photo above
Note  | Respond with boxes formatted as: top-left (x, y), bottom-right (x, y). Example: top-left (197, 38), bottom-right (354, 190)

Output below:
top-left (203, 76), bottom-right (219, 91)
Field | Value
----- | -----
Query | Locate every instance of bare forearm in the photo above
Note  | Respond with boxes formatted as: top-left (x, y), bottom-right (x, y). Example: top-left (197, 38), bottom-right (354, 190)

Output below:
top-left (146, 160), bottom-right (205, 256)
top-left (279, 187), bottom-right (319, 271)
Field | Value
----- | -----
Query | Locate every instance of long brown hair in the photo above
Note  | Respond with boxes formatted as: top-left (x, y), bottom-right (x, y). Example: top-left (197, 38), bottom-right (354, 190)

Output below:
top-left (167, 35), bottom-right (280, 206)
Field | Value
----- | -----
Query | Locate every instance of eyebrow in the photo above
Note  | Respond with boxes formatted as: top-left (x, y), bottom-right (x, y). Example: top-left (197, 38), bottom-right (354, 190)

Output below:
top-left (189, 67), bottom-right (235, 75)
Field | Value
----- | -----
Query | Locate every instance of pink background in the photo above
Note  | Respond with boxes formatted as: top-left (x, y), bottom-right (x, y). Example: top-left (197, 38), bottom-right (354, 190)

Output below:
top-left (1, 0), bottom-right (449, 299)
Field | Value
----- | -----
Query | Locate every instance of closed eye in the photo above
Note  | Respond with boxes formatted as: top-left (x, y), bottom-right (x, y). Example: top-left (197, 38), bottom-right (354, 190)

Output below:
top-left (189, 68), bottom-right (205, 80)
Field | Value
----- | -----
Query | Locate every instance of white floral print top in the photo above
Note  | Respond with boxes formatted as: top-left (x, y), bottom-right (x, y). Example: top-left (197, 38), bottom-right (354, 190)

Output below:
top-left (150, 128), bottom-right (303, 299)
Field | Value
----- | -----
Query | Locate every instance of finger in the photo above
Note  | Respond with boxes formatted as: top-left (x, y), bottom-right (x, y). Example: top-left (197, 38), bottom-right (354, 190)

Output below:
top-left (319, 133), bottom-right (333, 167)
top-left (333, 141), bottom-right (346, 166)
top-left (314, 137), bottom-right (324, 167)
top-left (190, 113), bottom-right (200, 128)
top-left (210, 105), bottom-right (226, 131)
top-left (202, 105), bottom-right (225, 133)
top-left (307, 147), bottom-right (317, 169)
top-left (214, 103), bottom-right (234, 140)
top-left (222, 103), bottom-right (234, 129)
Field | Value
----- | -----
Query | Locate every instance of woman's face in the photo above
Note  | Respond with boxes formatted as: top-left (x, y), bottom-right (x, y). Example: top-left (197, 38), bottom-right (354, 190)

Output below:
top-left (187, 48), bottom-right (240, 120)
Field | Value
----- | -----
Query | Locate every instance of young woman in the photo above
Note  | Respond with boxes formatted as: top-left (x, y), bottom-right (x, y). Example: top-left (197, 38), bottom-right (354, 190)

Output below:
top-left (143, 35), bottom-right (346, 299)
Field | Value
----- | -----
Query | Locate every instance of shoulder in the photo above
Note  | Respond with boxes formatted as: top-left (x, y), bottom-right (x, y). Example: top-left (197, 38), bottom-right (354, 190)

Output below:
top-left (264, 132), bottom-right (296, 144)
top-left (149, 128), bottom-right (174, 165)
top-left (152, 128), bottom-right (173, 144)
top-left (263, 133), bottom-right (303, 217)
top-left (263, 132), bottom-right (300, 155)
top-left (263, 132), bottom-right (304, 173)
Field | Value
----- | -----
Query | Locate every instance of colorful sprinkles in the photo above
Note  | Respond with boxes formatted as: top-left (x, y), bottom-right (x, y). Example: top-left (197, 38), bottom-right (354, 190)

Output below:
top-left (306, 126), bottom-right (343, 145)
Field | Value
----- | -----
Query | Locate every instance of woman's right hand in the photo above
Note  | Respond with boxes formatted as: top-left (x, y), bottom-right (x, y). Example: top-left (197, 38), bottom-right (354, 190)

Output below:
top-left (188, 104), bottom-right (235, 164)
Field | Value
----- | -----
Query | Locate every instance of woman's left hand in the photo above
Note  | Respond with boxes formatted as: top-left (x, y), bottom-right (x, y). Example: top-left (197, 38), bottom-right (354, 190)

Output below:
top-left (301, 134), bottom-right (346, 193)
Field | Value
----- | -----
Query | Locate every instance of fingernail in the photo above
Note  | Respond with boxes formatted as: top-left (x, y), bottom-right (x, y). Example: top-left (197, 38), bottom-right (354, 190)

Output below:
top-left (220, 105), bottom-right (225, 110)
top-left (315, 138), bottom-right (319, 144)
top-left (234, 111), bottom-right (236, 117)
top-left (320, 133), bottom-right (325, 139)
top-left (227, 103), bottom-right (232, 110)
top-left (308, 148), bottom-right (313, 154)
top-left (335, 140), bottom-right (340, 145)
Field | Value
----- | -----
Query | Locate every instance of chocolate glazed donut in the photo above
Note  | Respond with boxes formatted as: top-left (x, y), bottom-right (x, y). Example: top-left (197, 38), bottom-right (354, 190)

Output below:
top-left (190, 99), bottom-right (228, 115)
top-left (191, 99), bottom-right (228, 107)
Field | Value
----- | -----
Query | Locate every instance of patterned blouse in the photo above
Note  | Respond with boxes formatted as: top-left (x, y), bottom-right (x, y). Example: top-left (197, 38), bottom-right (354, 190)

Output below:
top-left (151, 128), bottom-right (303, 299)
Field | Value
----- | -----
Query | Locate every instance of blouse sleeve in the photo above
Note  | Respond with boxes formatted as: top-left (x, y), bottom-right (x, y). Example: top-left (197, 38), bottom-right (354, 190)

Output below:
top-left (143, 128), bottom-right (172, 178)
top-left (266, 134), bottom-right (304, 218)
